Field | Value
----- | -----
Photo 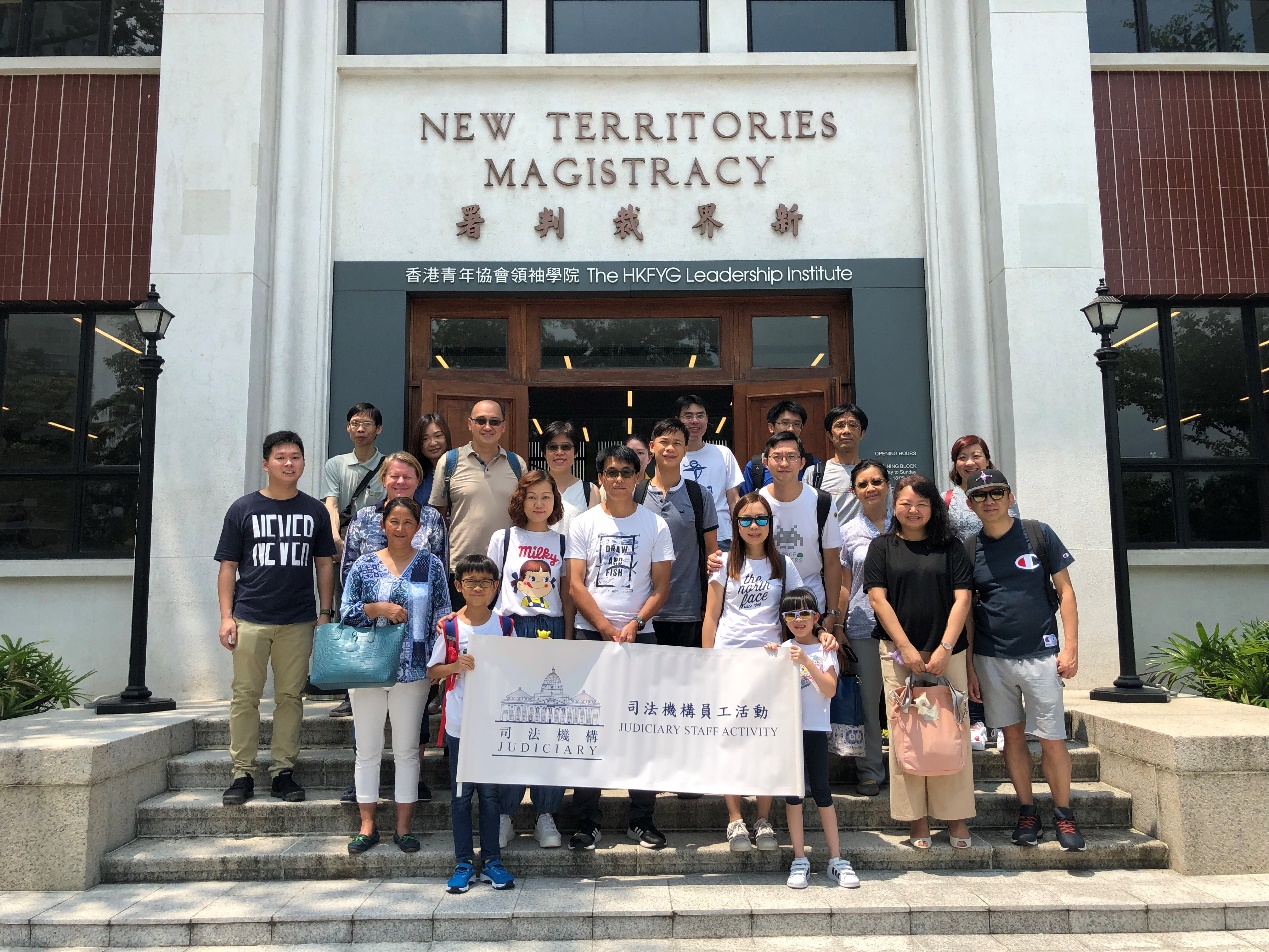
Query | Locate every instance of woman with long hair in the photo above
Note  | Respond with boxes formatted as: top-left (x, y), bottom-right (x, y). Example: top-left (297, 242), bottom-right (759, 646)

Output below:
top-left (411, 412), bottom-right (452, 509)
top-left (864, 474), bottom-right (975, 849)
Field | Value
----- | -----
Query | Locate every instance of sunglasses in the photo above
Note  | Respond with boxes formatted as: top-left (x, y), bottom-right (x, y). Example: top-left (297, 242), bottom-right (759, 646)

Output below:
top-left (545, 443), bottom-right (574, 452)
top-left (782, 610), bottom-right (817, 621)
top-left (737, 516), bottom-right (771, 527)
top-left (603, 467), bottom-right (637, 478)
top-left (968, 488), bottom-right (1009, 503)
top-left (855, 477), bottom-right (887, 489)
top-left (470, 416), bottom-right (503, 427)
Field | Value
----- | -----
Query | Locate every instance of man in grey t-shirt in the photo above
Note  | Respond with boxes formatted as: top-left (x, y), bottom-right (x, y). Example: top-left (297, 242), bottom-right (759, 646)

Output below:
top-left (637, 419), bottom-right (719, 648)
top-left (805, 403), bottom-right (869, 531)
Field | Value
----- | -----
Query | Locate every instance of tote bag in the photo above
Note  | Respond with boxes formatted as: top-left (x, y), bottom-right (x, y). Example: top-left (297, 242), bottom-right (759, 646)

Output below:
top-left (310, 620), bottom-right (406, 689)
top-left (829, 674), bottom-right (866, 758)
top-left (888, 674), bottom-right (968, 777)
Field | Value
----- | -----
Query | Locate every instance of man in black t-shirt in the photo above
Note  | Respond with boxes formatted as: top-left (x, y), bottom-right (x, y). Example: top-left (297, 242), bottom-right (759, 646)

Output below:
top-left (963, 468), bottom-right (1085, 851)
top-left (215, 431), bottom-right (336, 807)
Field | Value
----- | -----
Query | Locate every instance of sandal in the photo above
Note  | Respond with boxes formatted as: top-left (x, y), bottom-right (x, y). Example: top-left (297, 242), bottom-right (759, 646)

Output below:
top-left (951, 836), bottom-right (972, 849)
top-left (909, 836), bottom-right (932, 850)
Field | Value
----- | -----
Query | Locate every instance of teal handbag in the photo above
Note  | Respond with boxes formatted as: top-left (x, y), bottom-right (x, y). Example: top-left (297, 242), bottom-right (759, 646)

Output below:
top-left (310, 620), bottom-right (407, 689)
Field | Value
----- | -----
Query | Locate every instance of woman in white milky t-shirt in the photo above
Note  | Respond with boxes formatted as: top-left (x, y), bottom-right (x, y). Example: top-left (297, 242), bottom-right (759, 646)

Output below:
top-left (701, 492), bottom-right (802, 854)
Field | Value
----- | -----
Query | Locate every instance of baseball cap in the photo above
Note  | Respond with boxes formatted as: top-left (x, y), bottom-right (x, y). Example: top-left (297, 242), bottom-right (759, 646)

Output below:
top-left (966, 468), bottom-right (1011, 499)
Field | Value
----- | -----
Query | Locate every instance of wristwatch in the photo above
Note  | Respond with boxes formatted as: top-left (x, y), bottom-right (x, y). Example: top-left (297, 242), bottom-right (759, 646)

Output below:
top-left (940, 641), bottom-right (954, 651)
top-left (320, 609), bottom-right (335, 618)
top-left (634, 615), bottom-right (646, 628)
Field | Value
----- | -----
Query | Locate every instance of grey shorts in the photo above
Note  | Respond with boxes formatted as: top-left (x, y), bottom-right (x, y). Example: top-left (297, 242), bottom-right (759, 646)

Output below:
top-left (974, 653), bottom-right (1067, 741)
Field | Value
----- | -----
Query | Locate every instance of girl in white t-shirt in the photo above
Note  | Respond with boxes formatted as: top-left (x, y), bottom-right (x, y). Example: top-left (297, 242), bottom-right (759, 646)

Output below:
top-left (702, 492), bottom-right (802, 854)
top-left (767, 587), bottom-right (859, 890)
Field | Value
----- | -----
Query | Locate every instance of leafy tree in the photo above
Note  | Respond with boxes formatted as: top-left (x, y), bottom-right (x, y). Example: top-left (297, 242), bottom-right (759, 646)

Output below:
top-left (111, 0), bottom-right (163, 56)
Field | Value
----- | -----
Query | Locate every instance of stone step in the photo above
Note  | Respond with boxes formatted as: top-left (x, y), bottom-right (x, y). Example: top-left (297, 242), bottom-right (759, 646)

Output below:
top-left (100, 828), bottom-right (1168, 885)
top-left (135, 781), bottom-right (1134, 837)
top-left (169, 740), bottom-right (1101, 790)
top-left (17, 868), bottom-right (1264, 948)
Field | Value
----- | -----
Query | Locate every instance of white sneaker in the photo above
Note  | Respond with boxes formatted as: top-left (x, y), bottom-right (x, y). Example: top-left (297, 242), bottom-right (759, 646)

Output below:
top-left (498, 814), bottom-right (515, 848)
top-left (787, 857), bottom-right (811, 889)
top-left (534, 813), bottom-right (562, 848)
top-left (970, 722), bottom-right (988, 752)
top-left (827, 857), bottom-right (861, 888)
top-left (726, 818), bottom-right (752, 852)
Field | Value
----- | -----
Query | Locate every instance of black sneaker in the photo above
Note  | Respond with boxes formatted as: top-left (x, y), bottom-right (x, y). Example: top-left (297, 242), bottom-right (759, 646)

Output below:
top-left (1012, 803), bottom-right (1042, 846)
top-left (627, 820), bottom-right (667, 850)
top-left (417, 779), bottom-right (433, 802)
top-left (329, 698), bottom-right (352, 718)
top-left (1054, 807), bottom-right (1087, 852)
top-left (340, 784), bottom-right (357, 804)
top-left (271, 769), bottom-right (306, 802)
top-left (222, 775), bottom-right (254, 806)
top-left (569, 824), bottom-right (602, 851)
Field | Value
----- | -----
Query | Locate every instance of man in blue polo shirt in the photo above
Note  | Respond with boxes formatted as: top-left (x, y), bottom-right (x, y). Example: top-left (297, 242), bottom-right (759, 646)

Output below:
top-left (963, 468), bottom-right (1085, 851)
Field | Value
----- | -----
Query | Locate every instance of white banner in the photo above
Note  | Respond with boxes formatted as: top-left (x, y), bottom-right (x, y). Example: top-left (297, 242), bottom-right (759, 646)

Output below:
top-left (456, 637), bottom-right (805, 796)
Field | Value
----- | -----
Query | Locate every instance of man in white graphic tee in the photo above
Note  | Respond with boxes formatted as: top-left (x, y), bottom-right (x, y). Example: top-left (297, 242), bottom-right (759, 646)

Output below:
top-left (676, 393), bottom-right (743, 553)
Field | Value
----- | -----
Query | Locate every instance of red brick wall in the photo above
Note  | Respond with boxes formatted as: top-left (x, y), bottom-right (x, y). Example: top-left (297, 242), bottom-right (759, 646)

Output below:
top-left (0, 73), bottom-right (158, 304)
top-left (1093, 70), bottom-right (1269, 299)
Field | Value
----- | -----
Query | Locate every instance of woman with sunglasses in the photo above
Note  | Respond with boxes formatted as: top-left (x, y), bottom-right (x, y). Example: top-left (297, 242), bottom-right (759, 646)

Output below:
top-left (836, 459), bottom-right (892, 797)
top-left (702, 492), bottom-right (803, 853)
top-left (542, 420), bottom-right (599, 536)
top-left (863, 474), bottom-right (975, 850)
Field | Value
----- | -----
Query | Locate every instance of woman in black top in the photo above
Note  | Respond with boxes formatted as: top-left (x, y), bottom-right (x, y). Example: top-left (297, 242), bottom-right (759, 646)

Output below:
top-left (863, 474), bottom-right (975, 849)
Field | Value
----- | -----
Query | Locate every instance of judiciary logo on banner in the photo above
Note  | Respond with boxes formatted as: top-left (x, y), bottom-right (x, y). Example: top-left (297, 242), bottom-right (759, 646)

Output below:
top-left (458, 636), bottom-right (805, 796)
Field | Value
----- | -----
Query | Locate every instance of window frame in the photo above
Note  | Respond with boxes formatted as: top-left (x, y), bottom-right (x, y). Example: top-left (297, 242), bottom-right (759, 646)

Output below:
top-left (1094, 0), bottom-right (1258, 53)
top-left (0, 306), bottom-right (141, 559)
top-left (347, 0), bottom-right (509, 55)
top-left (746, 0), bottom-right (907, 54)
top-left (546, 0), bottom-right (708, 54)
top-left (2, 0), bottom-right (159, 57)
top-left (1118, 300), bottom-right (1269, 549)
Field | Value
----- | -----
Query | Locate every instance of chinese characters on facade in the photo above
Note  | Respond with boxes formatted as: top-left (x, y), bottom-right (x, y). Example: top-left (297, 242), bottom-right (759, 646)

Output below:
top-left (450, 203), bottom-right (803, 242)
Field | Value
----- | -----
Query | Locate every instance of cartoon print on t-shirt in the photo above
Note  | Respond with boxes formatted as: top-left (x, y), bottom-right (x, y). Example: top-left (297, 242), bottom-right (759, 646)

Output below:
top-left (772, 524), bottom-right (806, 565)
top-left (512, 558), bottom-right (555, 609)
top-left (596, 533), bottom-right (637, 588)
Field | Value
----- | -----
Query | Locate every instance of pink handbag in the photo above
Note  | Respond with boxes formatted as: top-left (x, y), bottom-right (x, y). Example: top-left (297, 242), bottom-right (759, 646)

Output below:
top-left (889, 675), bottom-right (969, 777)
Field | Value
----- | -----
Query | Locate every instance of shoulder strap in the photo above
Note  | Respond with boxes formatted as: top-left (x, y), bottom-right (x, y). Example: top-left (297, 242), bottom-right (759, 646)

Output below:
top-left (963, 532), bottom-right (979, 571)
top-left (507, 452), bottom-right (523, 479)
top-left (748, 455), bottom-right (764, 489)
top-left (499, 614), bottom-right (515, 636)
top-left (583, 481), bottom-right (592, 506)
top-left (343, 464), bottom-right (379, 516)
top-left (683, 479), bottom-right (709, 612)
top-left (815, 488), bottom-right (831, 558)
top-left (809, 461), bottom-right (824, 489)
top-left (632, 480), bottom-right (649, 505)
top-left (558, 532), bottom-right (566, 559)
top-left (442, 449), bottom-right (460, 499)
top-left (944, 488), bottom-right (954, 506)
top-left (501, 529), bottom-right (511, 580)
top-left (443, 616), bottom-right (460, 661)
top-left (1021, 519), bottom-right (1061, 611)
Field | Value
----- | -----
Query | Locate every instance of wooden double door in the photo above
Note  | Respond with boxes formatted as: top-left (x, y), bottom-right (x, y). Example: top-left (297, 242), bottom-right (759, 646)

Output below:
top-left (409, 295), bottom-right (852, 465)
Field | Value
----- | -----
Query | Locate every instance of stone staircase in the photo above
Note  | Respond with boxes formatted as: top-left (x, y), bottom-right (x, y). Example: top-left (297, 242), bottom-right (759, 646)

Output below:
top-left (100, 701), bottom-right (1168, 883)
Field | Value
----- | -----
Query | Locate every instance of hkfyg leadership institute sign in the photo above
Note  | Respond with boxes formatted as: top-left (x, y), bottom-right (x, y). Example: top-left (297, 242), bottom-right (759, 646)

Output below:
top-left (457, 637), bottom-right (805, 797)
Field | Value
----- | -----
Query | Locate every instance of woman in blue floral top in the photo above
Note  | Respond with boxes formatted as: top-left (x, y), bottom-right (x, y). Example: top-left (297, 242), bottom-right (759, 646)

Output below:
top-left (341, 451), bottom-right (448, 586)
top-left (341, 496), bottom-right (451, 855)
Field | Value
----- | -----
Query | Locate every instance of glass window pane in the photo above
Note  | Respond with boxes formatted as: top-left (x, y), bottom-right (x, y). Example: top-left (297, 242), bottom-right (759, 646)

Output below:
top-left (1257, 308), bottom-right (1269, 420)
top-left (1115, 307), bottom-right (1169, 458)
top-left (1087, 0), bottom-right (1140, 52)
top-left (540, 317), bottom-right (720, 369)
top-left (750, 0), bottom-right (899, 53)
top-left (30, 0), bottom-right (104, 56)
top-left (1171, 307), bottom-right (1253, 458)
top-left (1145, 0), bottom-right (1219, 50)
top-left (751, 315), bottom-right (829, 369)
top-left (1221, 0), bottom-right (1269, 51)
top-left (80, 476), bottom-right (137, 554)
top-left (0, 314), bottom-right (83, 469)
top-left (0, 479), bottom-right (73, 556)
top-left (1185, 469), bottom-right (1263, 543)
top-left (354, 1), bottom-right (504, 54)
top-left (85, 315), bottom-right (144, 466)
top-left (110, 0), bottom-right (163, 55)
top-left (430, 318), bottom-right (507, 369)
top-left (1123, 471), bottom-right (1177, 545)
top-left (0, 0), bottom-right (21, 56)
top-left (551, 1), bottom-right (702, 53)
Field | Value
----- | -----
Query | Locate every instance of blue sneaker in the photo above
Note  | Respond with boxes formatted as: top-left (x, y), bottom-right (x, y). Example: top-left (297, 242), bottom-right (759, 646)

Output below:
top-left (447, 861), bottom-right (477, 894)
top-left (479, 859), bottom-right (516, 890)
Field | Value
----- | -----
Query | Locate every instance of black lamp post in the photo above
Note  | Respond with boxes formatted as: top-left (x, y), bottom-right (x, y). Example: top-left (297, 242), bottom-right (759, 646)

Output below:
top-left (1082, 280), bottom-right (1169, 704)
top-left (97, 285), bottom-right (177, 715)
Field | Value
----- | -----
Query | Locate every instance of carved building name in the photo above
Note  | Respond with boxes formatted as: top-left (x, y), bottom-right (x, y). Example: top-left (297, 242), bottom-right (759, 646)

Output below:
top-left (420, 110), bottom-right (837, 189)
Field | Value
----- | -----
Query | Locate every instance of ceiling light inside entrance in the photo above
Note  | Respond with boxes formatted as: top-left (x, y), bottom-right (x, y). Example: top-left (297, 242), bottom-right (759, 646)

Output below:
top-left (811, 353), bottom-right (825, 367)
top-left (532, 419), bottom-right (542, 434)
top-left (688, 354), bottom-right (697, 368)
top-left (715, 417), bottom-right (727, 434)
top-left (564, 355), bottom-right (573, 369)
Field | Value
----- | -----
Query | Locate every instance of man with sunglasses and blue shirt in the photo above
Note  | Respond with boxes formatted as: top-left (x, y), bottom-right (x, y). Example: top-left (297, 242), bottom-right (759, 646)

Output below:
top-left (962, 468), bottom-right (1085, 852)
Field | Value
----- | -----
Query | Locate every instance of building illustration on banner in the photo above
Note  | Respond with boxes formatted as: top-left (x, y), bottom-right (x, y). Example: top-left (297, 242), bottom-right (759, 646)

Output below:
top-left (500, 668), bottom-right (602, 726)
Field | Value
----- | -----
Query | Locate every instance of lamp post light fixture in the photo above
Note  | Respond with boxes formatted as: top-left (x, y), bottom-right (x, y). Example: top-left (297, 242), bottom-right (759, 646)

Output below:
top-left (1082, 279), bottom-right (1168, 704)
top-left (97, 285), bottom-right (177, 715)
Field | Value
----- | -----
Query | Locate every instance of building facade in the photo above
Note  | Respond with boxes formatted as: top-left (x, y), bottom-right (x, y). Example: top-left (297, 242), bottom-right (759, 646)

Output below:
top-left (2, 0), bottom-right (1266, 701)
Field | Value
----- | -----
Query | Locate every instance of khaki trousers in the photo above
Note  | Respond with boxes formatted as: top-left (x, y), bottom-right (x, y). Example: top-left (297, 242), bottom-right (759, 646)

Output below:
top-left (229, 619), bottom-right (313, 778)
top-left (881, 645), bottom-right (976, 822)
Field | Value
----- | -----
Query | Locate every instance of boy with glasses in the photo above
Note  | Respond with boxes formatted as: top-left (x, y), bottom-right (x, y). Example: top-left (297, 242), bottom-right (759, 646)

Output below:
top-left (566, 445), bottom-right (674, 850)
top-left (962, 468), bottom-right (1085, 851)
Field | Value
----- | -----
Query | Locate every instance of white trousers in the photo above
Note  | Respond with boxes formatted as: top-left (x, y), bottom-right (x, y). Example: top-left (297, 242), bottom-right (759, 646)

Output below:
top-left (349, 679), bottom-right (427, 805)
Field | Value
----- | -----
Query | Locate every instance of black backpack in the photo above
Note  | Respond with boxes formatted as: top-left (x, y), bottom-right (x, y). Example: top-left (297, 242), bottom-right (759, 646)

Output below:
top-left (634, 478), bottom-right (710, 611)
top-left (964, 519), bottom-right (1061, 612)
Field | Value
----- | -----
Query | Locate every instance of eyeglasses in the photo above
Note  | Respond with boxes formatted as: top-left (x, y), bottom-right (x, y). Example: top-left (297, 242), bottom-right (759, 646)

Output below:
top-left (603, 467), bottom-right (637, 479)
top-left (458, 578), bottom-right (496, 589)
top-left (766, 453), bottom-right (802, 464)
top-left (855, 477), bottom-right (887, 489)
top-left (782, 610), bottom-right (817, 621)
top-left (545, 443), bottom-right (574, 452)
top-left (470, 416), bottom-right (503, 427)
top-left (833, 420), bottom-right (863, 432)
top-left (679, 411), bottom-right (708, 421)
top-left (968, 488), bottom-right (1008, 503)
top-left (348, 420), bottom-right (376, 430)
top-left (737, 516), bottom-right (770, 527)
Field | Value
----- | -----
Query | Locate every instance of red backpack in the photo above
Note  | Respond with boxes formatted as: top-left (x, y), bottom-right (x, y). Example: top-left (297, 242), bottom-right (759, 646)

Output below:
top-left (436, 613), bottom-right (514, 744)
